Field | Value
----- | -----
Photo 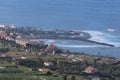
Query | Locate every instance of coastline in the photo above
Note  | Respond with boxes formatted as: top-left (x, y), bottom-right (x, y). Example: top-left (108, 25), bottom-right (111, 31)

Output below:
top-left (31, 37), bottom-right (115, 47)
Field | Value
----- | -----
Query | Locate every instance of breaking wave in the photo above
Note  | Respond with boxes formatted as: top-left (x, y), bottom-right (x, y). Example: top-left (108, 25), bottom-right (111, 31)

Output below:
top-left (39, 30), bottom-right (120, 48)
top-left (46, 40), bottom-right (56, 43)
top-left (83, 30), bottom-right (120, 47)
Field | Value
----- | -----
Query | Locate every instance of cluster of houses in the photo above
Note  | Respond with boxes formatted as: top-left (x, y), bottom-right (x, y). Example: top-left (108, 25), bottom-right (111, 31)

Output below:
top-left (0, 24), bottom-right (16, 29)
top-left (0, 25), bottom-right (61, 55)
top-left (30, 60), bottom-right (99, 74)
top-left (0, 25), bottom-right (45, 47)
top-left (29, 61), bottom-right (54, 72)
top-left (0, 24), bottom-right (102, 79)
top-left (35, 62), bottom-right (54, 72)
top-left (0, 31), bottom-right (14, 41)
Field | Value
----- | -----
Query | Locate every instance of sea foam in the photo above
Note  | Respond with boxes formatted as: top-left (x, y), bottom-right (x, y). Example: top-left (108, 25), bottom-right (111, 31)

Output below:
top-left (83, 30), bottom-right (120, 47)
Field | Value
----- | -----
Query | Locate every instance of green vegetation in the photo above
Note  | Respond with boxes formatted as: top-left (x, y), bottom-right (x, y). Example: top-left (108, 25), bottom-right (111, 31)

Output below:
top-left (0, 73), bottom-right (90, 80)
top-left (0, 55), bottom-right (119, 80)
top-left (0, 28), bottom-right (119, 80)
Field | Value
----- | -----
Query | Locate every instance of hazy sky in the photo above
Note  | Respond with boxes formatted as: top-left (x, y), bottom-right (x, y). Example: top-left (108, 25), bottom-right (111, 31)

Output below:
top-left (0, 0), bottom-right (120, 29)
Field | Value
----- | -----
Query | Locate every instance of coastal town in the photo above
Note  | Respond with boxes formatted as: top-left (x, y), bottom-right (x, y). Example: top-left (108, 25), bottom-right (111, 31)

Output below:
top-left (0, 24), bottom-right (120, 80)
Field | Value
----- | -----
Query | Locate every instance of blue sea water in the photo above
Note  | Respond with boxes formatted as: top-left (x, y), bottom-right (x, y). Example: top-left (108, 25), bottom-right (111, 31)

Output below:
top-left (39, 30), bottom-right (120, 58)
top-left (0, 0), bottom-right (120, 57)
top-left (0, 0), bottom-right (120, 30)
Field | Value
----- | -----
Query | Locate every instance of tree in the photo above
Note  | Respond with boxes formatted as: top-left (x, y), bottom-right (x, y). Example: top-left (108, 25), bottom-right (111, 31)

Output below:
top-left (46, 71), bottom-right (52, 75)
top-left (63, 75), bottom-right (67, 80)
top-left (71, 76), bottom-right (76, 80)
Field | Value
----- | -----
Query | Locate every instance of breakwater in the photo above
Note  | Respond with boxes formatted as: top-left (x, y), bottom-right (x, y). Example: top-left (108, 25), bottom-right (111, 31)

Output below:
top-left (34, 36), bottom-right (115, 47)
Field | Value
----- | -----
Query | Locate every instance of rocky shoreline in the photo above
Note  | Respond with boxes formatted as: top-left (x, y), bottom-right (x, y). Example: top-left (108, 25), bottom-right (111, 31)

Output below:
top-left (33, 36), bottom-right (115, 47)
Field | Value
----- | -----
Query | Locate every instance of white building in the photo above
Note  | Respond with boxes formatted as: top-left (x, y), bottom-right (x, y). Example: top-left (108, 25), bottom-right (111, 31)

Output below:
top-left (0, 24), bottom-right (16, 29)
top-left (44, 62), bottom-right (54, 66)
top-left (15, 38), bottom-right (29, 46)
top-left (8, 24), bottom-right (16, 28)
top-left (0, 24), bottom-right (6, 28)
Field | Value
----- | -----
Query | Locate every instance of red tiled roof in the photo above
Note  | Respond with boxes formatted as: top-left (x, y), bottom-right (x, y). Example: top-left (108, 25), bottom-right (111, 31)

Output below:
top-left (84, 66), bottom-right (98, 73)
top-left (46, 44), bottom-right (57, 50)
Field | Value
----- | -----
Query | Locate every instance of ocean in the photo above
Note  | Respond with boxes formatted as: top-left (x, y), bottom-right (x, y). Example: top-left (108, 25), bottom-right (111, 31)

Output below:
top-left (39, 30), bottom-right (120, 58)
top-left (0, 0), bottom-right (120, 30)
